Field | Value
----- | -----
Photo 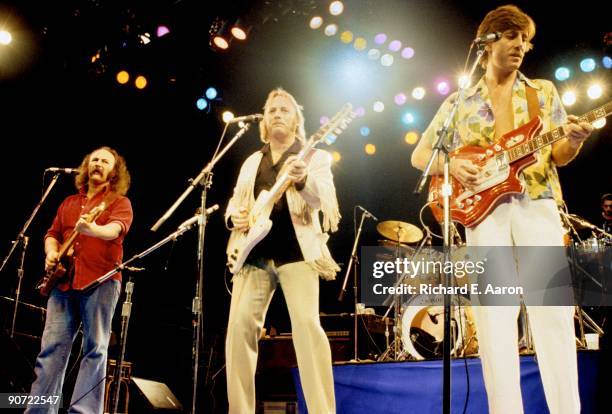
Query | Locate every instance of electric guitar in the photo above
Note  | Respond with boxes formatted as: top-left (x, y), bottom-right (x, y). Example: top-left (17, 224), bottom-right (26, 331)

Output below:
top-left (227, 104), bottom-right (355, 274)
top-left (429, 101), bottom-right (611, 227)
top-left (36, 201), bottom-right (108, 296)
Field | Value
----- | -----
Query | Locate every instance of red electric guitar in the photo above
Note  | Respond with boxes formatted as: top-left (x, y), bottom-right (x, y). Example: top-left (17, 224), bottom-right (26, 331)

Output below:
top-left (429, 101), bottom-right (611, 227)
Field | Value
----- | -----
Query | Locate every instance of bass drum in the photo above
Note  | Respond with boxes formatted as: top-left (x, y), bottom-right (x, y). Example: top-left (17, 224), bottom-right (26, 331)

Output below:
top-left (401, 295), bottom-right (478, 360)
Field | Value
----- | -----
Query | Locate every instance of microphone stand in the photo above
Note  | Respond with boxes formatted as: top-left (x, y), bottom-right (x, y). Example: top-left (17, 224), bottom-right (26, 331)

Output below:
top-left (413, 45), bottom-right (485, 414)
top-left (338, 208), bottom-right (371, 361)
top-left (1, 172), bottom-right (62, 338)
top-left (150, 122), bottom-right (251, 414)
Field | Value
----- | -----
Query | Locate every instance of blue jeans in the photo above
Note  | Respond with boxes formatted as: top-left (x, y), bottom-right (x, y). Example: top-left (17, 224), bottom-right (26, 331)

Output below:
top-left (26, 280), bottom-right (120, 414)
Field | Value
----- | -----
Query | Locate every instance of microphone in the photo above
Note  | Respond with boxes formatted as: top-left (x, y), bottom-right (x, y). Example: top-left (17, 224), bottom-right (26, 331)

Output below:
top-left (178, 204), bottom-right (220, 229)
top-left (45, 167), bottom-right (79, 174)
top-left (357, 205), bottom-right (378, 221)
top-left (473, 32), bottom-right (501, 45)
top-left (227, 114), bottom-right (263, 124)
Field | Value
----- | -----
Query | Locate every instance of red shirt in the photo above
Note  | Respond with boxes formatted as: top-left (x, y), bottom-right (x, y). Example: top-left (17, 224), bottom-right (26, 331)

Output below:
top-left (45, 189), bottom-right (133, 291)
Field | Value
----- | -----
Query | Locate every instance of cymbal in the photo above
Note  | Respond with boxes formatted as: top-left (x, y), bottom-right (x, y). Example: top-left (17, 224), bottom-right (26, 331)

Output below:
top-left (377, 220), bottom-right (423, 243)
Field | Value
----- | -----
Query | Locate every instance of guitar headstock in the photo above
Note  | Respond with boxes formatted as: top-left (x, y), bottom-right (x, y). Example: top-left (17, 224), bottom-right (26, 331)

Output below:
top-left (310, 103), bottom-right (356, 146)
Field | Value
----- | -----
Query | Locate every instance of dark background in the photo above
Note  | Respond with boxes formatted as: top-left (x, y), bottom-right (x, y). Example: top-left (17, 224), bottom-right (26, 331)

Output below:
top-left (0, 0), bottom-right (609, 411)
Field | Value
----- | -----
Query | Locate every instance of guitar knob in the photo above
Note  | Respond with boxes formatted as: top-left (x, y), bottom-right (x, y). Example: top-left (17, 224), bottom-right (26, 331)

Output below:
top-left (459, 203), bottom-right (465, 209)
top-left (494, 144), bottom-right (502, 151)
top-left (474, 195), bottom-right (482, 201)
top-left (230, 254), bottom-right (237, 260)
top-left (466, 199), bottom-right (473, 206)
top-left (233, 249), bottom-right (238, 254)
top-left (486, 150), bottom-right (493, 156)
top-left (227, 263), bottom-right (233, 268)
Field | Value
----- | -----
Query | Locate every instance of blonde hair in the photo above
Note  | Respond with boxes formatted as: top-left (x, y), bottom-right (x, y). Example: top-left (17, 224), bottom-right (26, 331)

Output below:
top-left (259, 88), bottom-right (306, 143)
top-left (477, 5), bottom-right (535, 68)
top-left (75, 146), bottom-right (131, 196)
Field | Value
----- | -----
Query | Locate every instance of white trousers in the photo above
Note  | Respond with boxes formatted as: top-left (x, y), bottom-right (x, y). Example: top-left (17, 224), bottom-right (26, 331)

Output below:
top-left (225, 261), bottom-right (336, 414)
top-left (466, 196), bottom-right (580, 414)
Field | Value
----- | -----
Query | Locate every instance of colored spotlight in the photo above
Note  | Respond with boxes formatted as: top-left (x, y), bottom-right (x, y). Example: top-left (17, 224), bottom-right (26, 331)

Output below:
top-left (374, 33), bottom-right (387, 45)
top-left (0, 30), bottom-right (12, 45)
top-left (212, 34), bottom-right (229, 50)
top-left (412, 87), bottom-right (426, 100)
top-left (381, 54), bottom-right (394, 67)
top-left (134, 75), bottom-right (147, 89)
top-left (394, 93), bottom-right (407, 105)
top-left (401, 47), bottom-right (414, 59)
top-left (354, 106), bottom-right (366, 117)
top-left (324, 24), bottom-right (338, 36)
top-left (405, 131), bottom-right (419, 145)
top-left (116, 70), bottom-right (130, 84)
top-left (196, 98), bottom-right (208, 110)
top-left (436, 81), bottom-right (450, 95)
top-left (329, 1), bottom-right (344, 16)
top-left (580, 58), bottom-right (596, 73)
top-left (354, 37), bottom-right (367, 51)
top-left (231, 18), bottom-right (250, 40)
top-left (156, 25), bottom-right (170, 38)
top-left (365, 143), bottom-right (376, 155)
top-left (402, 112), bottom-right (415, 125)
top-left (603, 56), bottom-right (612, 69)
top-left (587, 84), bottom-right (603, 99)
top-left (561, 90), bottom-right (577, 106)
top-left (205, 87), bottom-right (218, 100)
top-left (360, 126), bottom-right (371, 136)
top-left (367, 49), bottom-right (381, 60)
top-left (340, 31), bottom-right (353, 44)
top-left (373, 101), bottom-right (385, 112)
top-left (388, 40), bottom-right (401, 52)
top-left (309, 16), bottom-right (323, 29)
top-left (593, 118), bottom-right (606, 129)
top-left (222, 111), bottom-right (235, 123)
top-left (331, 151), bottom-right (342, 163)
top-left (555, 67), bottom-right (570, 81)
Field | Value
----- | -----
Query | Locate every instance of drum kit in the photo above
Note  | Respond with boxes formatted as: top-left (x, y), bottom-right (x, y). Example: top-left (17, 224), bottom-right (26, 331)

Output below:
top-left (373, 219), bottom-right (479, 361)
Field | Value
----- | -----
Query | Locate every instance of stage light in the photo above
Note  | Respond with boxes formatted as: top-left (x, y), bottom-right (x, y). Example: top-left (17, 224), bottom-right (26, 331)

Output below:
top-left (603, 56), bottom-right (612, 69)
top-left (222, 111), bottom-right (235, 123)
top-left (135, 75), bottom-right (148, 89)
top-left (593, 118), bottom-right (606, 129)
top-left (405, 131), bottom-right (419, 145)
top-left (401, 47), bottom-right (414, 59)
top-left (231, 18), bottom-right (250, 40)
top-left (309, 16), bottom-right (323, 29)
top-left (320, 115), bottom-right (330, 125)
top-left (388, 40), bottom-right (401, 52)
top-left (156, 25), bottom-right (170, 38)
top-left (561, 90), bottom-right (577, 106)
top-left (211, 19), bottom-right (231, 50)
top-left (381, 54), bottom-right (394, 66)
top-left (365, 143), bottom-right (376, 155)
top-left (555, 67), bottom-right (570, 81)
top-left (458, 74), bottom-right (471, 89)
top-left (373, 101), bottom-right (385, 112)
top-left (360, 126), bottom-right (371, 136)
top-left (374, 33), bottom-right (387, 45)
top-left (436, 81), bottom-right (450, 95)
top-left (580, 58), bottom-right (596, 73)
top-left (340, 31), bottom-right (353, 44)
top-left (412, 87), bottom-right (426, 100)
top-left (116, 70), bottom-right (130, 84)
top-left (324, 24), bottom-right (338, 36)
top-left (0, 30), bottom-right (13, 45)
top-left (196, 98), bottom-right (208, 110)
top-left (354, 106), bottom-right (366, 117)
top-left (205, 87), bottom-right (218, 100)
top-left (587, 83), bottom-right (603, 99)
top-left (139, 32), bottom-right (151, 45)
top-left (331, 151), bottom-right (342, 163)
top-left (329, 1), bottom-right (344, 16)
top-left (354, 37), bottom-right (367, 51)
top-left (367, 48), bottom-right (381, 60)
top-left (394, 93), bottom-right (407, 105)
top-left (402, 112), bottom-right (415, 125)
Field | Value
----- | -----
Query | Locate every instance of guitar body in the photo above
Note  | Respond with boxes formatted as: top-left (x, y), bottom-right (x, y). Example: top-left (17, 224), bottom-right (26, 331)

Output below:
top-left (38, 257), bottom-right (70, 297)
top-left (227, 190), bottom-right (275, 274)
top-left (429, 116), bottom-right (543, 227)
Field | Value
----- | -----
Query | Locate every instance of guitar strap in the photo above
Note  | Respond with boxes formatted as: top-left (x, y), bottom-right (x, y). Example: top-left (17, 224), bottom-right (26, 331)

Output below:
top-left (526, 85), bottom-right (541, 120)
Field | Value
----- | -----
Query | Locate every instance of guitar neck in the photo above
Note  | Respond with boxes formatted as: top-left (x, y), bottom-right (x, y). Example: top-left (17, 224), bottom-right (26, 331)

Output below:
top-left (507, 101), bottom-right (612, 163)
top-left (265, 140), bottom-right (317, 204)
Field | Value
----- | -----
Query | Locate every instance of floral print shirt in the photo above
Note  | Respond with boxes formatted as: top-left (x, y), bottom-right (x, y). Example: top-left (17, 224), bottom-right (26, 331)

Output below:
top-left (422, 72), bottom-right (567, 203)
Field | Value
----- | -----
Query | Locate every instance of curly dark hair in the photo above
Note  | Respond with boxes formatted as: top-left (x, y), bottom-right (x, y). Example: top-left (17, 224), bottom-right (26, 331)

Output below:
top-left (74, 146), bottom-right (131, 195)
